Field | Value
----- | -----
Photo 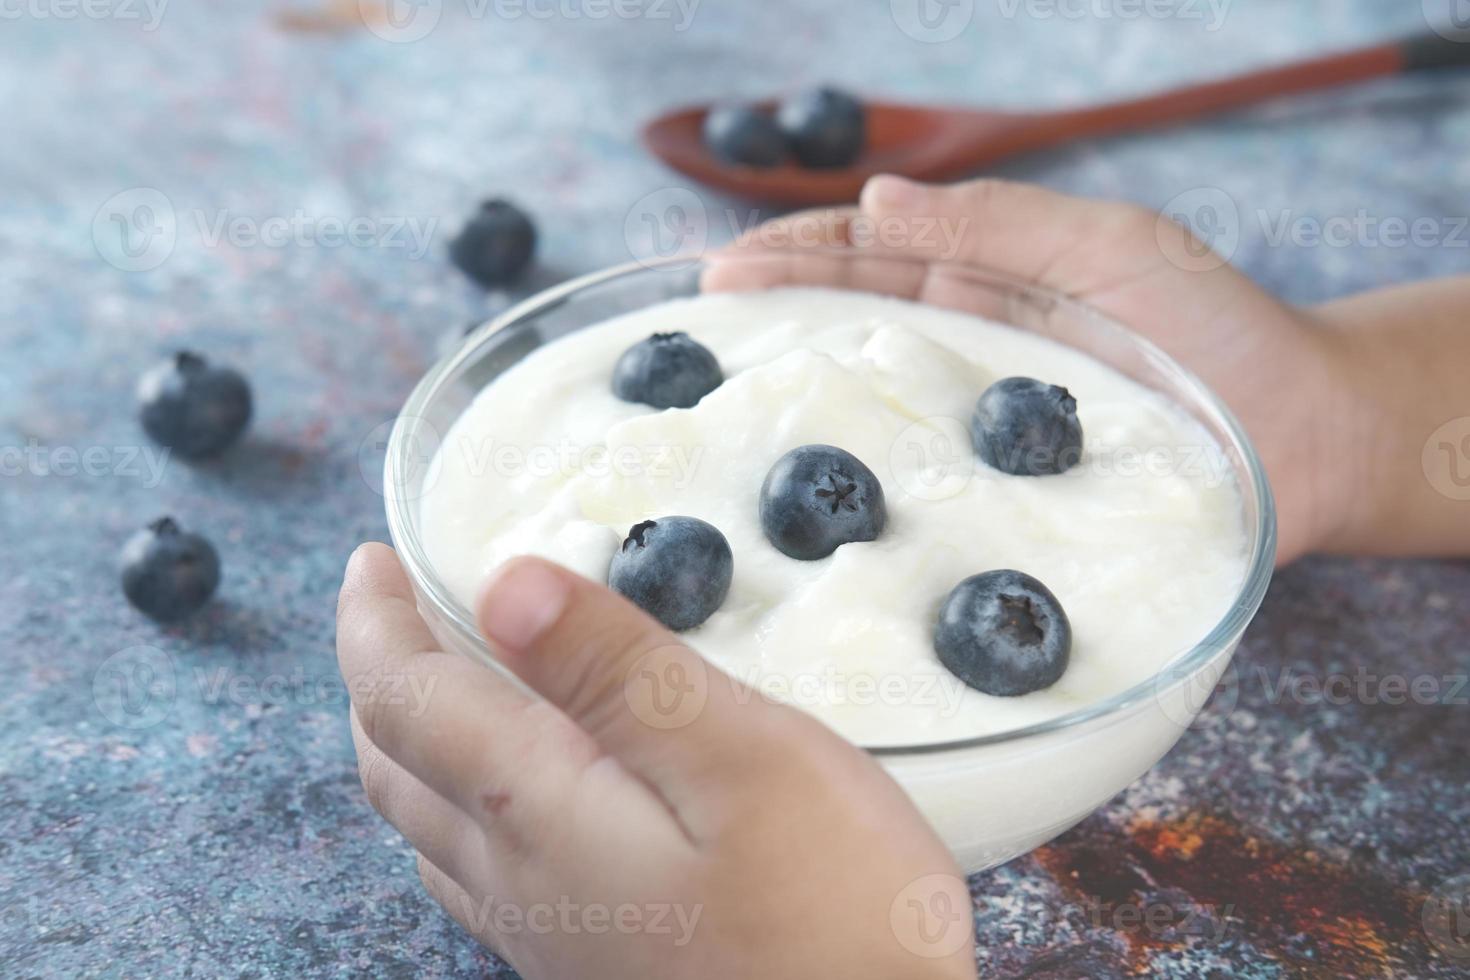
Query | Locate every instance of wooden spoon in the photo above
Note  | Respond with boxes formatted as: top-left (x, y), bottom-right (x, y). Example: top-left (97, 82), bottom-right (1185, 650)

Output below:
top-left (642, 33), bottom-right (1470, 206)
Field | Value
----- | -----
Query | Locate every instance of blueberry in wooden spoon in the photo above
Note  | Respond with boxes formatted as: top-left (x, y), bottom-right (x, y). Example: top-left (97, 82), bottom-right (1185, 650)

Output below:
top-left (704, 105), bottom-right (787, 168)
top-left (776, 87), bottom-right (866, 169)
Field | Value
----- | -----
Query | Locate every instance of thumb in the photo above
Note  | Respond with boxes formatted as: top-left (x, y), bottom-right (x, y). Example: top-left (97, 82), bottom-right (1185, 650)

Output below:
top-left (475, 556), bottom-right (793, 828)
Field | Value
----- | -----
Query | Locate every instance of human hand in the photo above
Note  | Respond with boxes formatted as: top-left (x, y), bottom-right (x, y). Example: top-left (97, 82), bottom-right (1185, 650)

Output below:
top-left (708, 175), bottom-right (1356, 564)
top-left (336, 543), bottom-right (977, 980)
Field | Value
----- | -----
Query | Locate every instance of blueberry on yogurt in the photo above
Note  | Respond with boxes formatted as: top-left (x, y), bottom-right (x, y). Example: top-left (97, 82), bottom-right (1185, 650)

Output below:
top-left (703, 105), bottom-right (787, 168)
top-left (970, 377), bottom-right (1083, 477)
top-left (612, 332), bottom-right (724, 409)
top-left (759, 445), bottom-right (887, 560)
top-left (137, 351), bottom-right (252, 459)
top-left (608, 517), bottom-right (733, 631)
top-left (120, 517), bottom-right (221, 622)
top-left (934, 570), bottom-right (1071, 697)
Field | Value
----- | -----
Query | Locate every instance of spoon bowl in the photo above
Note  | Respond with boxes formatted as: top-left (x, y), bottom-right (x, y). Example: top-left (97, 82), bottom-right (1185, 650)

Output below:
top-left (643, 100), bottom-right (1028, 205)
top-left (643, 33), bottom-right (1468, 206)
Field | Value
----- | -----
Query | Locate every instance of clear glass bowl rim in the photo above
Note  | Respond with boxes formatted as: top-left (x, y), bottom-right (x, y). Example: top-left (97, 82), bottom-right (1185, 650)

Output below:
top-left (385, 252), bottom-right (1278, 758)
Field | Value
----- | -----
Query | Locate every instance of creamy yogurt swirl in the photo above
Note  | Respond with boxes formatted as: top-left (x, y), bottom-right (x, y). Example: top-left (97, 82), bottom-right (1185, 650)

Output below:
top-left (420, 288), bottom-right (1249, 746)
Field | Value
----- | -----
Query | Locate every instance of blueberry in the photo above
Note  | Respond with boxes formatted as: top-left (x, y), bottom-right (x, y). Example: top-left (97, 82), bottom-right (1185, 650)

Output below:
top-left (970, 377), bottom-right (1083, 477)
top-left (776, 87), bottom-right (866, 169)
top-left (759, 445), bottom-right (887, 561)
top-left (450, 199), bottom-right (536, 287)
top-left (703, 105), bottom-right (787, 168)
top-left (120, 517), bottom-right (221, 622)
top-left (608, 517), bottom-right (733, 631)
top-left (612, 332), bottom-right (723, 409)
top-left (934, 570), bottom-right (1071, 697)
top-left (137, 351), bottom-right (252, 459)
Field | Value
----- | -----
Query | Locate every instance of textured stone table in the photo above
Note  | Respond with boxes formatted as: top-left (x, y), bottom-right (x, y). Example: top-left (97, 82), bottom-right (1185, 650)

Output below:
top-left (4, 2), bottom-right (1468, 977)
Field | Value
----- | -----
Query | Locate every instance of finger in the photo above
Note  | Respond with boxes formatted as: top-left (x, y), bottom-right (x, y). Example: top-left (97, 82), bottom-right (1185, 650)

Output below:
top-left (859, 174), bottom-right (1164, 295)
top-left (704, 247), bottom-right (931, 299)
top-left (417, 853), bottom-right (511, 962)
top-left (351, 707), bottom-right (486, 885)
top-left (731, 204), bottom-right (858, 250)
top-left (337, 544), bottom-right (675, 855)
top-left (475, 557), bottom-right (802, 837)
top-left (706, 204), bottom-right (934, 299)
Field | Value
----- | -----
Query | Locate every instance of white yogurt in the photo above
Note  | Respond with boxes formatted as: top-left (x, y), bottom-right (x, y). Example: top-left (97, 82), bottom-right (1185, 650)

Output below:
top-left (419, 288), bottom-right (1249, 747)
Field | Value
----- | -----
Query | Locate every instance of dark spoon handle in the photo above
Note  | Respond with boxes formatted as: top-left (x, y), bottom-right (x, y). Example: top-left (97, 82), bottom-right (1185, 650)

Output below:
top-left (1007, 33), bottom-right (1469, 153)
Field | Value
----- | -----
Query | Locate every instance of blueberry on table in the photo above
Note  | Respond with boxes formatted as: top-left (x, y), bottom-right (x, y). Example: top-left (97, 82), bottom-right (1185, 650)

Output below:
top-left (137, 351), bottom-right (252, 459)
top-left (450, 199), bottom-right (537, 287)
top-left (608, 517), bottom-right (734, 631)
top-left (120, 517), bottom-right (221, 622)
top-left (759, 445), bottom-right (887, 561)
top-left (703, 105), bottom-right (787, 168)
top-left (776, 87), bottom-right (867, 169)
top-left (970, 376), bottom-right (1083, 476)
top-left (934, 570), bottom-right (1071, 697)
top-left (612, 332), bottom-right (724, 409)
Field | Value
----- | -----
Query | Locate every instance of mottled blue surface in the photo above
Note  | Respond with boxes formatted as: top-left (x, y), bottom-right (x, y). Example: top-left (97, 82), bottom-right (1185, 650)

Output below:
top-left (3, 2), bottom-right (1469, 977)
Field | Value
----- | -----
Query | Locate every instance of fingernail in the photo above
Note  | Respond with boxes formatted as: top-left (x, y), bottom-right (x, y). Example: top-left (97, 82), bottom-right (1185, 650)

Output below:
top-left (478, 560), bottom-right (569, 653)
top-left (862, 174), bottom-right (924, 212)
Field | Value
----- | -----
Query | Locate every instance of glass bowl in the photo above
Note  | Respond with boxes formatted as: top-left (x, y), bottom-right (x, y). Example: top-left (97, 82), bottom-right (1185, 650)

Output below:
top-left (384, 252), bottom-right (1276, 874)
